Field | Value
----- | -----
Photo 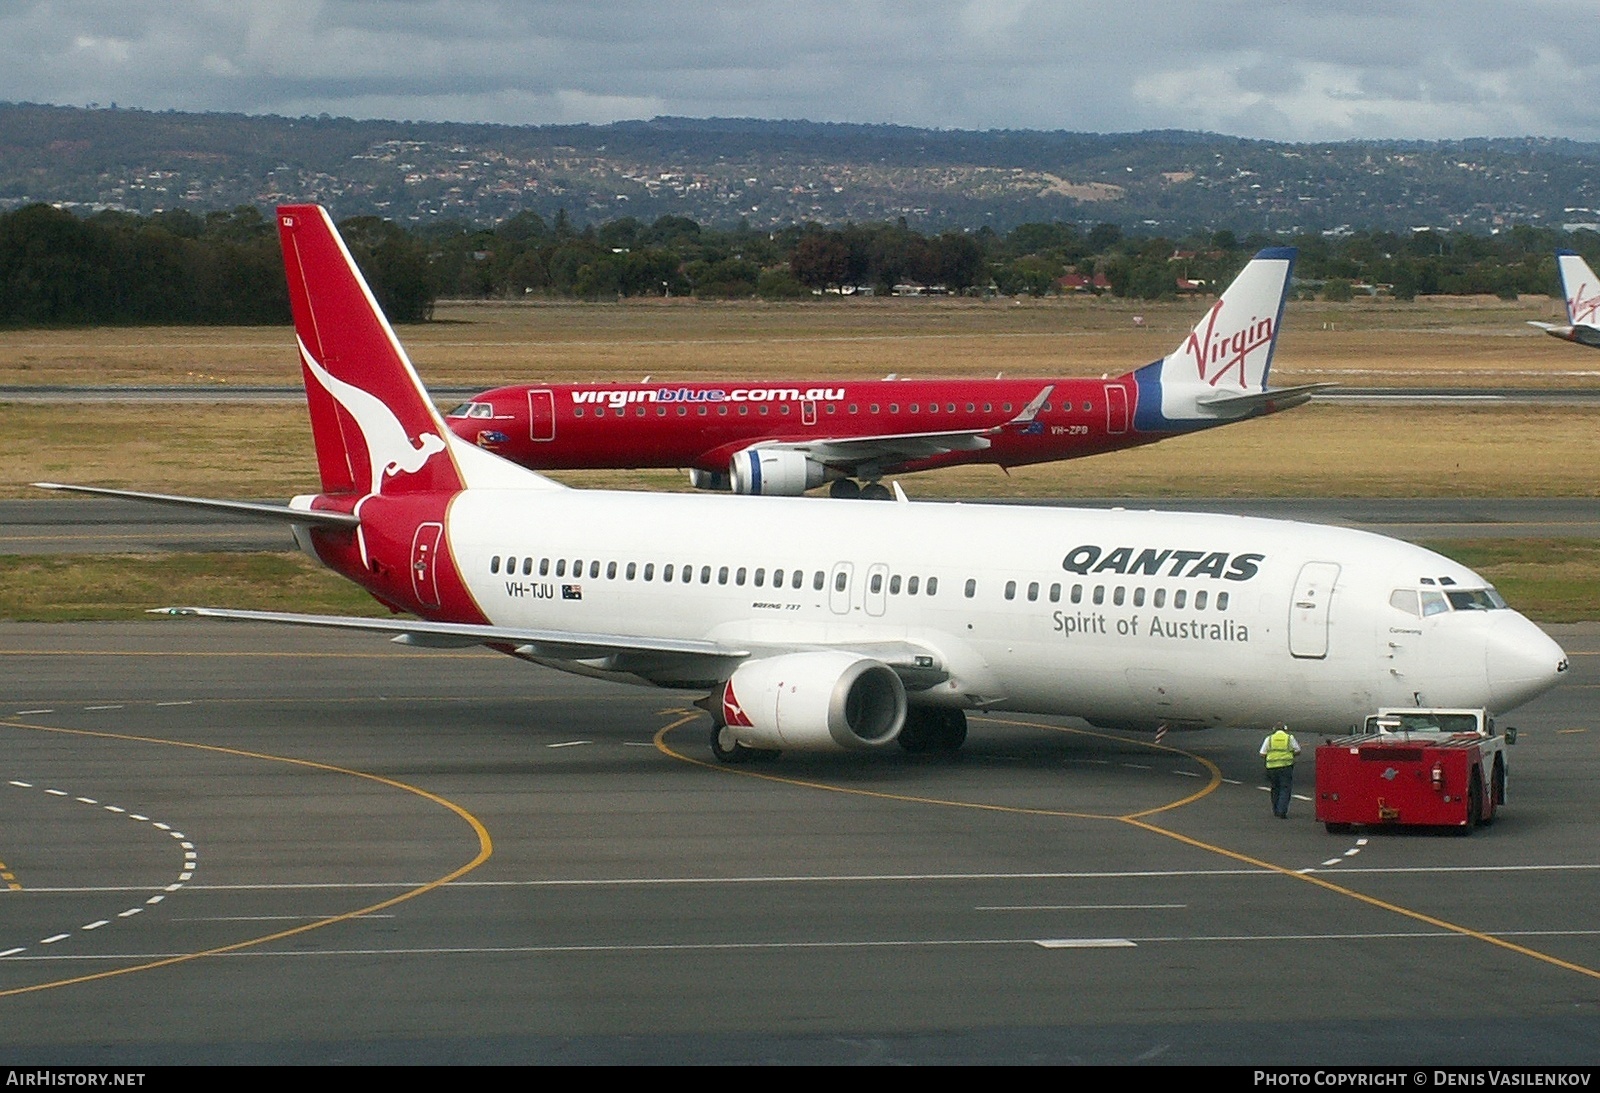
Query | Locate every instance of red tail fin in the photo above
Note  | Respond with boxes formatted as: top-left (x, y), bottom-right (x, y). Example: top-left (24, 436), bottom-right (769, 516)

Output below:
top-left (277, 205), bottom-right (462, 498)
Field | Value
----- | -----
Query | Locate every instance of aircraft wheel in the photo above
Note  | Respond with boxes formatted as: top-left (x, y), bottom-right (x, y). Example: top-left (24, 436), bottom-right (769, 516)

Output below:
top-left (898, 711), bottom-right (933, 754)
top-left (711, 722), bottom-right (754, 764)
top-left (860, 482), bottom-right (892, 501)
top-left (933, 708), bottom-right (968, 752)
top-left (829, 478), bottom-right (861, 500)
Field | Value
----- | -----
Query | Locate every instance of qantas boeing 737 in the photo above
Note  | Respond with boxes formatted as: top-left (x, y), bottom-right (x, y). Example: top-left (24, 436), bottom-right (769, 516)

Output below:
top-left (444, 250), bottom-right (1325, 499)
top-left (1529, 250), bottom-right (1600, 349)
top-left (38, 206), bottom-right (1567, 763)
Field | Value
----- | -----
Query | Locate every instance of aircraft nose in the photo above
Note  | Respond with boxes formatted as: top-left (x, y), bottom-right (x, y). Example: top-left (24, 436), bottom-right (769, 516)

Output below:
top-left (1485, 614), bottom-right (1568, 711)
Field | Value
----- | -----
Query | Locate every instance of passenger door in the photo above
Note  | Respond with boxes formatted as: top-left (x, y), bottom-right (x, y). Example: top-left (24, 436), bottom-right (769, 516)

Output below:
top-left (1289, 561), bottom-right (1341, 659)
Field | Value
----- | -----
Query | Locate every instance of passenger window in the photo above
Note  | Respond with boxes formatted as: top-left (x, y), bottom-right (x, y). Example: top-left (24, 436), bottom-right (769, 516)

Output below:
top-left (1216, 591), bottom-right (1229, 611)
top-left (607, 561), bottom-right (617, 579)
top-left (718, 567), bottom-right (729, 585)
top-left (908, 575), bottom-right (920, 595)
top-left (664, 564), bottom-right (675, 581)
top-left (1092, 585), bottom-right (1105, 605)
top-left (870, 573), bottom-right (883, 593)
top-left (1027, 581), bottom-right (1039, 602)
top-left (890, 575), bottom-right (901, 595)
top-left (1071, 584), bottom-right (1082, 604)
top-left (814, 571), bottom-right (825, 591)
top-left (1113, 586), bottom-right (1125, 606)
top-left (926, 577), bottom-right (937, 595)
top-left (772, 568), bottom-right (782, 587)
top-left (735, 567), bottom-right (746, 586)
top-left (1005, 580), bottom-right (1017, 600)
top-left (626, 562), bottom-right (637, 580)
top-left (792, 570), bottom-right (804, 590)
top-left (589, 561), bottom-right (600, 579)
top-left (490, 556), bottom-right (500, 574)
top-left (964, 578), bottom-right (976, 598)
top-left (555, 559), bottom-right (566, 577)
top-left (1154, 588), bottom-right (1166, 608)
top-left (701, 566), bottom-right (712, 584)
top-left (754, 568), bottom-right (765, 587)
top-left (523, 558), bottom-right (534, 576)
top-left (643, 563), bottom-right (654, 581)
top-left (1195, 590), bottom-right (1208, 610)
top-left (540, 558), bottom-right (551, 577)
top-left (1133, 587), bottom-right (1145, 607)
top-left (1175, 589), bottom-right (1187, 609)
top-left (1049, 583), bottom-right (1061, 603)
top-left (834, 571), bottom-right (847, 592)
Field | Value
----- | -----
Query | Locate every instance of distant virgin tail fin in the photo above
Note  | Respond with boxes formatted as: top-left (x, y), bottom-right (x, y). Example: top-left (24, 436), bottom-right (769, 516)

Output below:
top-left (277, 205), bottom-right (558, 496)
top-left (1556, 250), bottom-right (1600, 327)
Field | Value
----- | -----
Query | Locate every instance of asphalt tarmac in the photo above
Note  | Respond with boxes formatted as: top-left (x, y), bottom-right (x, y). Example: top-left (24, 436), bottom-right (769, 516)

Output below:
top-left (1, 620), bottom-right (1595, 1064)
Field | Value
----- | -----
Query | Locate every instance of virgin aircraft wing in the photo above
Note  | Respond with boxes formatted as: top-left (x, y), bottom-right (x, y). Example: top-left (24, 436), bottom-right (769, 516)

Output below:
top-left (737, 385), bottom-right (1054, 470)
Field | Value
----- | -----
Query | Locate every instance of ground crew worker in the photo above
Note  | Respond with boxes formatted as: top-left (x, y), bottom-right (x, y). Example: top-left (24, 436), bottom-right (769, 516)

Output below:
top-left (1260, 722), bottom-right (1302, 819)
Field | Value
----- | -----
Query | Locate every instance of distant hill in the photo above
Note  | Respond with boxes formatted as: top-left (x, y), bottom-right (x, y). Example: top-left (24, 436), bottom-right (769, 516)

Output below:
top-left (4, 102), bottom-right (1600, 234)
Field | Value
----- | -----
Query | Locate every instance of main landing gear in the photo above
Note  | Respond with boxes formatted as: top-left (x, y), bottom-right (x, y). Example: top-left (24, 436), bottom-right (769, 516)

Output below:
top-left (829, 478), bottom-right (893, 501)
top-left (897, 707), bottom-right (967, 754)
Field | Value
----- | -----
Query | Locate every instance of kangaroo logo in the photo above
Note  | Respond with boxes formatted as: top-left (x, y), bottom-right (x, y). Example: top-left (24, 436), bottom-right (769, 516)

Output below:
top-left (721, 681), bottom-right (754, 728)
top-left (299, 338), bottom-right (446, 493)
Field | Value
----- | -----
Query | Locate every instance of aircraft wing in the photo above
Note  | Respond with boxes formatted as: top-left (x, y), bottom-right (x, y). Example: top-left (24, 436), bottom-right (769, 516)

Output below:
top-left (153, 606), bottom-right (748, 661)
top-left (152, 608), bottom-right (958, 690)
top-left (754, 385), bottom-right (1055, 470)
top-left (1192, 381), bottom-right (1338, 416)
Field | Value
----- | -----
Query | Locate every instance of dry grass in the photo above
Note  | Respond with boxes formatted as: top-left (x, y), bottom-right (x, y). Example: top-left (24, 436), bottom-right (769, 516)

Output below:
top-left (4, 401), bottom-right (1598, 500)
top-left (0, 293), bottom-right (1591, 389)
top-left (0, 553), bottom-right (384, 621)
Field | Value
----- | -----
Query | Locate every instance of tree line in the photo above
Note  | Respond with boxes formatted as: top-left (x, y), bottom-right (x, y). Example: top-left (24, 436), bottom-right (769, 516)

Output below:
top-left (1, 202), bottom-right (1593, 327)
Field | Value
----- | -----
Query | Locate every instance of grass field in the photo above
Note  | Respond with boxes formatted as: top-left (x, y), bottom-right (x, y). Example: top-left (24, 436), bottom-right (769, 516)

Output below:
top-left (2, 294), bottom-right (1598, 620)
top-left (0, 293), bottom-right (1589, 389)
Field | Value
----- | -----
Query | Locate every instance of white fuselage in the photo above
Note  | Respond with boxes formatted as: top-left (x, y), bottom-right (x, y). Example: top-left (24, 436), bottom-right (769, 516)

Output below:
top-left (442, 491), bottom-right (1566, 733)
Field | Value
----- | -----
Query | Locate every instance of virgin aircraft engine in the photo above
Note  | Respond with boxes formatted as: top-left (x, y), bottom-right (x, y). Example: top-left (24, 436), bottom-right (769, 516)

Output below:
top-left (719, 651), bottom-right (907, 753)
top-left (728, 448), bottom-right (828, 496)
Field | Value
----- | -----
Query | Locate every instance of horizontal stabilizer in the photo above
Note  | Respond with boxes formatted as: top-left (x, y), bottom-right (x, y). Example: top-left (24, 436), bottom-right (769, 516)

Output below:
top-left (1192, 381), bottom-right (1337, 415)
top-left (33, 483), bottom-right (360, 528)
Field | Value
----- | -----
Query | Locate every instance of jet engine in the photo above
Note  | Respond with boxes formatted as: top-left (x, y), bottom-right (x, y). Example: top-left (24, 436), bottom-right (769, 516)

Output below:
top-left (718, 651), bottom-right (906, 753)
top-left (728, 448), bottom-right (828, 496)
top-left (688, 469), bottom-right (732, 491)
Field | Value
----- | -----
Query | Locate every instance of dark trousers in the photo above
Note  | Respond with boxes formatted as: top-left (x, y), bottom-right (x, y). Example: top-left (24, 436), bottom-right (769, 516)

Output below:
top-left (1268, 766), bottom-right (1294, 817)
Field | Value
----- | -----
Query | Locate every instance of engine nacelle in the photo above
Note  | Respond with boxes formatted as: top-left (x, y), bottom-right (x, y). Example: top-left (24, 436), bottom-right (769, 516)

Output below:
top-left (720, 651), bottom-right (906, 752)
top-left (688, 468), bottom-right (732, 491)
top-left (728, 447), bottom-right (827, 496)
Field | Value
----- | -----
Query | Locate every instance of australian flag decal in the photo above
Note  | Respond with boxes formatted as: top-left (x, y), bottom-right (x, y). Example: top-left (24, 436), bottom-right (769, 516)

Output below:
top-left (562, 584), bottom-right (583, 600)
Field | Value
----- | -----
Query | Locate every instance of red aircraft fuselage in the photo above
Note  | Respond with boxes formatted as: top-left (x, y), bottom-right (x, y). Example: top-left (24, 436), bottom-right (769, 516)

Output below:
top-left (447, 375), bottom-right (1154, 477)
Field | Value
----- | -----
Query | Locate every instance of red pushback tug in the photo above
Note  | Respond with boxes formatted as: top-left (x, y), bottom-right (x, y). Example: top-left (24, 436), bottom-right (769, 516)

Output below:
top-left (1315, 709), bottom-right (1514, 834)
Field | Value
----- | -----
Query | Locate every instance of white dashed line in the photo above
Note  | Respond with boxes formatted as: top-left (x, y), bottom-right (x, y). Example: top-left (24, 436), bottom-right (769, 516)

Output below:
top-left (547, 740), bottom-right (593, 748)
top-left (1035, 938), bottom-right (1138, 949)
top-left (4, 775), bottom-right (198, 957)
top-left (84, 705), bottom-right (123, 712)
top-left (15, 710), bottom-right (53, 716)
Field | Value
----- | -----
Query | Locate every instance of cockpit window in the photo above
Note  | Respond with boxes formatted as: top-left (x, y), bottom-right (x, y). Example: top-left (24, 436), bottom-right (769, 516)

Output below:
top-left (1446, 588), bottom-right (1507, 611)
top-left (445, 402), bottom-right (494, 419)
top-left (1420, 590), bottom-right (1450, 617)
top-left (1389, 589), bottom-right (1420, 617)
top-left (445, 402), bottom-right (474, 418)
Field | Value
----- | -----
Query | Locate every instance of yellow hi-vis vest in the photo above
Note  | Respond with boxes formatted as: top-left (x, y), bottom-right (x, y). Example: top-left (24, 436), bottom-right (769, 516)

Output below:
top-left (1265, 730), bottom-right (1296, 769)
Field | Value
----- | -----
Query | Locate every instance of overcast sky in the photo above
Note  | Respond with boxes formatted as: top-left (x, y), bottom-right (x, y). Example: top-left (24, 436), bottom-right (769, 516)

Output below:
top-left (3, 1), bottom-right (1595, 142)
